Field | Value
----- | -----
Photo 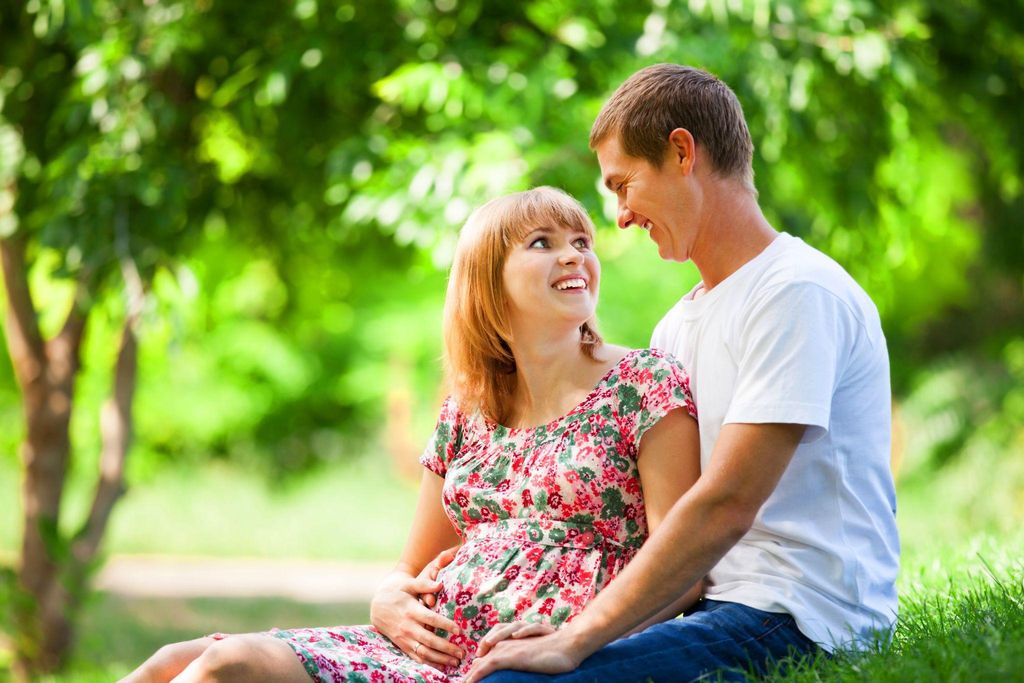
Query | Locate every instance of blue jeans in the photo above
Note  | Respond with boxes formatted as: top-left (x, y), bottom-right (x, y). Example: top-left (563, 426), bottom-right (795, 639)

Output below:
top-left (481, 599), bottom-right (822, 683)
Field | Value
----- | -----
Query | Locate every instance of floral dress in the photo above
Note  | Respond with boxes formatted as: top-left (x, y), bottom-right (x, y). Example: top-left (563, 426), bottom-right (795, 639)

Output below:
top-left (249, 349), bottom-right (695, 682)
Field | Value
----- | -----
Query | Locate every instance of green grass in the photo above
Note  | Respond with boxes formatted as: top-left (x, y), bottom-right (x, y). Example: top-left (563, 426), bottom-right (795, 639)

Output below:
top-left (2, 447), bottom-right (1022, 681)
top-left (5, 550), bottom-right (1022, 682)
top-left (18, 594), bottom-right (371, 682)
top-left (759, 561), bottom-right (1024, 682)
top-left (0, 457), bottom-right (417, 561)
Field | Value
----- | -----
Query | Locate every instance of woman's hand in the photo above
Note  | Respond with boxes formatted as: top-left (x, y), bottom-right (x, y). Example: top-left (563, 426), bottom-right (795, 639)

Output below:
top-left (416, 545), bottom-right (458, 608)
top-left (370, 547), bottom-right (463, 669)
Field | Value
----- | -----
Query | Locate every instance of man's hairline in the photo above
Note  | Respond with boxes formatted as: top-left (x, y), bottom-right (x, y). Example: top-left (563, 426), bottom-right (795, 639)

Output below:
top-left (592, 126), bottom-right (756, 195)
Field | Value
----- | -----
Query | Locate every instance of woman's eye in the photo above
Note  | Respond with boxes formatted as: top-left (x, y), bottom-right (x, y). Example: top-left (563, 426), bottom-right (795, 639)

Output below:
top-left (573, 238), bottom-right (590, 249)
top-left (529, 237), bottom-right (550, 249)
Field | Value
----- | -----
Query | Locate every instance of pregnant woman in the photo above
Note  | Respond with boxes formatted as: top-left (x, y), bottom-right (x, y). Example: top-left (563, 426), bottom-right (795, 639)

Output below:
top-left (123, 187), bottom-right (701, 683)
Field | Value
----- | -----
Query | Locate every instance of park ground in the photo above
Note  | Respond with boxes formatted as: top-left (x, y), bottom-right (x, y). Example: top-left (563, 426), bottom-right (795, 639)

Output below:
top-left (2, 455), bottom-right (1022, 681)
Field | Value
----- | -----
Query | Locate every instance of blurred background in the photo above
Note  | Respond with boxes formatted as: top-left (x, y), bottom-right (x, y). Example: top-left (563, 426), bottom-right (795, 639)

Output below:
top-left (0, 0), bottom-right (1021, 680)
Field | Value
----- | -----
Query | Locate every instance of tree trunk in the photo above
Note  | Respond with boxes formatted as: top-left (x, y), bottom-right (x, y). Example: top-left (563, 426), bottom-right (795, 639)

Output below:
top-left (2, 191), bottom-right (143, 679)
top-left (2, 235), bottom-right (86, 678)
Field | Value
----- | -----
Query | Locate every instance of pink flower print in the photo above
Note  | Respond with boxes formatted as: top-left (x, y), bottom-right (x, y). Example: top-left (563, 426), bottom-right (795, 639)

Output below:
top-left (625, 477), bottom-right (641, 496)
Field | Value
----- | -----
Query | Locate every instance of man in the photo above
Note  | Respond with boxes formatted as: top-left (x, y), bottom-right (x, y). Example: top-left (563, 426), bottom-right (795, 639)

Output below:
top-left (465, 64), bottom-right (899, 683)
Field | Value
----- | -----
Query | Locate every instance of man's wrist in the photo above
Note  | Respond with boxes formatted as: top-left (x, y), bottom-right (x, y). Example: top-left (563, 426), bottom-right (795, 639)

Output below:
top-left (556, 621), bottom-right (608, 664)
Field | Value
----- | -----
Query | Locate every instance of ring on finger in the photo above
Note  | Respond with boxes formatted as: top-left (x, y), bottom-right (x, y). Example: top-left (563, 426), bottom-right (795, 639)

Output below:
top-left (413, 642), bottom-right (422, 656)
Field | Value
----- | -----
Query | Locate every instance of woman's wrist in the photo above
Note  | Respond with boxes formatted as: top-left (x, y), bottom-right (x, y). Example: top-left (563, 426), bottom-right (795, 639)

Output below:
top-left (375, 568), bottom-right (416, 594)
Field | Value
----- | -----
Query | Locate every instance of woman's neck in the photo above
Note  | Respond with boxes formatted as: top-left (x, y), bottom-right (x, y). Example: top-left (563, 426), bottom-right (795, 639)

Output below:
top-left (505, 331), bottom-right (614, 429)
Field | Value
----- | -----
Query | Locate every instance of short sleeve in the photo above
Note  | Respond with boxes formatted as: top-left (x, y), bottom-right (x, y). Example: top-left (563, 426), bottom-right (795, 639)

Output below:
top-left (725, 282), bottom-right (846, 443)
top-left (615, 350), bottom-right (697, 448)
top-left (419, 396), bottom-right (464, 477)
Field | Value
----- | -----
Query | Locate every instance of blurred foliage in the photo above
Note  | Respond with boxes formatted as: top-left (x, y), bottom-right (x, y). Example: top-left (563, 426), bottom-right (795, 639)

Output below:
top-left (0, 0), bottom-right (1021, 483)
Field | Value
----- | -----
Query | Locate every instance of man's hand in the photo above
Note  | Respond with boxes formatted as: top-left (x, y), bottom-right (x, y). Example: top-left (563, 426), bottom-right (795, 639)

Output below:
top-left (369, 547), bottom-right (463, 669)
top-left (464, 626), bottom-right (582, 683)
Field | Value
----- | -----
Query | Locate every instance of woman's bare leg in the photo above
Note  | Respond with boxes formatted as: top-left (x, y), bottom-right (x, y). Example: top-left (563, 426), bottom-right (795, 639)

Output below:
top-left (119, 637), bottom-right (216, 683)
top-left (170, 634), bottom-right (309, 683)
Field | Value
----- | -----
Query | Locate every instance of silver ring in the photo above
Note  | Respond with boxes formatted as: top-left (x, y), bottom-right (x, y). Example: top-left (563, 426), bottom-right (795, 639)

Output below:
top-left (413, 642), bottom-right (421, 656)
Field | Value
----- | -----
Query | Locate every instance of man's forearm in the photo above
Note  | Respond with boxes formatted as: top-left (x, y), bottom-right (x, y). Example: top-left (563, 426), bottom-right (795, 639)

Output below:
top-left (559, 479), bottom-right (750, 657)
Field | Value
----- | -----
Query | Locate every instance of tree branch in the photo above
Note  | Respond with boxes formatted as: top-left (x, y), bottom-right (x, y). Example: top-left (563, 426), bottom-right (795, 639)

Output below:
top-left (0, 233), bottom-right (46, 388)
top-left (46, 278), bottom-right (90, 387)
top-left (70, 205), bottom-right (143, 572)
top-left (70, 315), bottom-right (137, 569)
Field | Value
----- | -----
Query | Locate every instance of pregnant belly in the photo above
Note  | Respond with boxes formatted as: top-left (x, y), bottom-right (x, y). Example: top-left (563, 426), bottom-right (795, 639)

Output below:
top-left (432, 519), bottom-right (629, 640)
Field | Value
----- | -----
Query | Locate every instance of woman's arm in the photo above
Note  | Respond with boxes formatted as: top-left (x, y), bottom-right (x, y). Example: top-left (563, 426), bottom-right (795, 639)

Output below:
top-left (370, 469), bottom-right (464, 669)
top-left (627, 407), bottom-right (703, 633)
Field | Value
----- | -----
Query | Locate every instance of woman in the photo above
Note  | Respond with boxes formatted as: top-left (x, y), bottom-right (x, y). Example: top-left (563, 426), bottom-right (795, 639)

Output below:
top-left (123, 187), bottom-right (701, 683)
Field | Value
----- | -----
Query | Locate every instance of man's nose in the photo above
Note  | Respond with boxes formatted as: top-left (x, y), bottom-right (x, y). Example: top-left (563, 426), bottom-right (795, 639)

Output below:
top-left (617, 204), bottom-right (635, 230)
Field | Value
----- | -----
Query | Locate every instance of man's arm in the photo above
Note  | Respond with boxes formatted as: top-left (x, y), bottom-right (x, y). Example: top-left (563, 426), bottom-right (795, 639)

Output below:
top-left (464, 421), bottom-right (806, 682)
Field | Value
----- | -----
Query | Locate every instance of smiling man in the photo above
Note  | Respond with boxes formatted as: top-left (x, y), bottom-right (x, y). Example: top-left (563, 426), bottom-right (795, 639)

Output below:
top-left (467, 64), bottom-right (900, 683)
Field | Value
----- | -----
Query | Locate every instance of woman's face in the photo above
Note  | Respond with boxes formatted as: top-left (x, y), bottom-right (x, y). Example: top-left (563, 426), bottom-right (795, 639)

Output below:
top-left (501, 223), bottom-right (600, 335)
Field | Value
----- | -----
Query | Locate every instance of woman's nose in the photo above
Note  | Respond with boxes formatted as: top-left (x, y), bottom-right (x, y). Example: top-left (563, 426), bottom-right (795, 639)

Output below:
top-left (558, 245), bottom-right (583, 265)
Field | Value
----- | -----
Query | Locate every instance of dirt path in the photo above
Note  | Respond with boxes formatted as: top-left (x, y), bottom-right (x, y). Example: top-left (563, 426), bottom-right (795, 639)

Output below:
top-left (95, 555), bottom-right (394, 603)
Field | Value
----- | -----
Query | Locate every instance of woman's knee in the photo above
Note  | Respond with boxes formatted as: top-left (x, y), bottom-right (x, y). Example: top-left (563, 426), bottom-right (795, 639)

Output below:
top-left (188, 635), bottom-right (302, 682)
top-left (121, 638), bottom-right (215, 683)
top-left (190, 638), bottom-right (254, 680)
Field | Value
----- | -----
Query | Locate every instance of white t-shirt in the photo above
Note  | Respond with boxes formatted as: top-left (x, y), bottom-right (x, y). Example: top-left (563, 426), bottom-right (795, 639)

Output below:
top-left (651, 233), bottom-right (899, 652)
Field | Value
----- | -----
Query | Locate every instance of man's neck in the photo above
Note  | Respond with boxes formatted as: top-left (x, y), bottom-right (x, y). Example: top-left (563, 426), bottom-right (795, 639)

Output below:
top-left (691, 183), bottom-right (777, 291)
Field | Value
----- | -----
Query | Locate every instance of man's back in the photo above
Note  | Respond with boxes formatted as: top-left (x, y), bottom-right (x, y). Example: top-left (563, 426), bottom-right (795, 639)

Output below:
top-left (652, 233), bottom-right (899, 651)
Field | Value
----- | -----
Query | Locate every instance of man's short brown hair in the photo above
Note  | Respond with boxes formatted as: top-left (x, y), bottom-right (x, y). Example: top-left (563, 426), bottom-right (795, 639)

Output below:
top-left (590, 64), bottom-right (755, 190)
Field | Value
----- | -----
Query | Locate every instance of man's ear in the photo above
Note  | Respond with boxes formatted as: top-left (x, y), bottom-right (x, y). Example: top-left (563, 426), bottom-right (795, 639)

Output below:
top-left (667, 128), bottom-right (696, 175)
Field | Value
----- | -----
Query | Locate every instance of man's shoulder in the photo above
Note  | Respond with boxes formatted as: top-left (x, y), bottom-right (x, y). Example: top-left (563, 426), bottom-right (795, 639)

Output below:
top-left (759, 235), bottom-right (852, 288)
top-left (754, 236), bottom-right (878, 321)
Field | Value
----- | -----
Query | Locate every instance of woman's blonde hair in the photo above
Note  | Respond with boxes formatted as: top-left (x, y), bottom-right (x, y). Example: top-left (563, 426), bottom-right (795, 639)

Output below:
top-left (444, 187), bottom-right (602, 424)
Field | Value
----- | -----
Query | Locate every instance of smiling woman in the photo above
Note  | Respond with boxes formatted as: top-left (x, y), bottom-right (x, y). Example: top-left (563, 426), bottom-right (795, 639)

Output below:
top-left (119, 187), bottom-right (701, 683)
top-left (444, 187), bottom-right (604, 427)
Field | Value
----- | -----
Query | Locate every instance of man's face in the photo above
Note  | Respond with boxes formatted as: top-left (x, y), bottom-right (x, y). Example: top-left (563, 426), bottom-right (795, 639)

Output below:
top-left (594, 134), bottom-right (697, 263)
